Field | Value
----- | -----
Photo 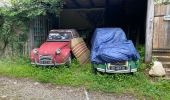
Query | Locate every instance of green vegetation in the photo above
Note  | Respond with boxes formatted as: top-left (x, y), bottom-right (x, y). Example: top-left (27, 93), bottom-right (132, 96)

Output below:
top-left (0, 57), bottom-right (169, 100)
top-left (155, 0), bottom-right (170, 4)
top-left (0, 1), bottom-right (169, 99)
top-left (0, 0), bottom-right (63, 56)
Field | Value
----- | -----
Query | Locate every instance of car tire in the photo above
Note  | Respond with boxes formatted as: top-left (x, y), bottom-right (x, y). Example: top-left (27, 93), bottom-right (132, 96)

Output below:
top-left (66, 56), bottom-right (71, 67)
top-left (92, 64), bottom-right (97, 74)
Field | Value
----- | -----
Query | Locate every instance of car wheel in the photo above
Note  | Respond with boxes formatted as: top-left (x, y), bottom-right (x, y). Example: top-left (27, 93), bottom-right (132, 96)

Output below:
top-left (66, 56), bottom-right (71, 67)
top-left (92, 64), bottom-right (97, 74)
top-left (129, 72), bottom-right (134, 75)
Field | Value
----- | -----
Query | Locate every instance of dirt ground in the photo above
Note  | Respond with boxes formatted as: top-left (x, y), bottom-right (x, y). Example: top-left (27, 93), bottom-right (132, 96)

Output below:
top-left (0, 77), bottom-right (135, 100)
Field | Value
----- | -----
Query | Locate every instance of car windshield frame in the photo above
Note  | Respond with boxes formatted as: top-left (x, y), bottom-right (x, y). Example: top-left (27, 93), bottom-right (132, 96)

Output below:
top-left (47, 32), bottom-right (72, 42)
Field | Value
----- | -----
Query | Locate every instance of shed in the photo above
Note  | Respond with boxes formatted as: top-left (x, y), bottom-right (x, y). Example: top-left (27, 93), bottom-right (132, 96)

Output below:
top-left (29, 0), bottom-right (154, 63)
top-left (152, 3), bottom-right (170, 79)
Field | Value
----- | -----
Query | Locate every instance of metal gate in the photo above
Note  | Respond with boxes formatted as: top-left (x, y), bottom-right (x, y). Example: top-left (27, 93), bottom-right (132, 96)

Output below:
top-left (29, 16), bottom-right (49, 51)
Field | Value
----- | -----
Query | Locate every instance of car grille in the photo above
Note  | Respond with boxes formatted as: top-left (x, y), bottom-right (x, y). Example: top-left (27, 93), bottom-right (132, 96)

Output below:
top-left (110, 61), bottom-right (127, 65)
top-left (39, 56), bottom-right (52, 64)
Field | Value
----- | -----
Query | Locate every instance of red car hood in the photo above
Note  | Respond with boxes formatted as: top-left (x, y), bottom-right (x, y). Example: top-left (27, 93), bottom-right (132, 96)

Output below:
top-left (38, 42), bottom-right (70, 55)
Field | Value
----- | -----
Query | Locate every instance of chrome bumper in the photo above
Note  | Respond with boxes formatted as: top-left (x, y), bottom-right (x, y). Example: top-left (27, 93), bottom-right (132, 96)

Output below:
top-left (31, 62), bottom-right (66, 66)
top-left (96, 68), bottom-right (137, 73)
top-left (31, 58), bottom-right (67, 66)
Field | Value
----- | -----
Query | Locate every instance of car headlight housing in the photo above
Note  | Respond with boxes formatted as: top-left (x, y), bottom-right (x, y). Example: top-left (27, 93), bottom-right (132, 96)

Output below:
top-left (56, 48), bottom-right (61, 55)
top-left (33, 49), bottom-right (38, 55)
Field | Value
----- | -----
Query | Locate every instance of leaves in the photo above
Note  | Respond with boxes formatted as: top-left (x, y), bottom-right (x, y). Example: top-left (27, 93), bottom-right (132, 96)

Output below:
top-left (0, 0), bottom-right (63, 56)
top-left (8, 0), bottom-right (63, 17)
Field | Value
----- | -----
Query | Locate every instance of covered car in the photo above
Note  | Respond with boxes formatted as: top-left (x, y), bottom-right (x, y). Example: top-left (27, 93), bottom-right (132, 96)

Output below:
top-left (91, 28), bottom-right (140, 73)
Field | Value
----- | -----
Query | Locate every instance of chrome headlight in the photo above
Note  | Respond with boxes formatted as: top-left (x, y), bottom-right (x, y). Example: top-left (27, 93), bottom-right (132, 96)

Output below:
top-left (33, 49), bottom-right (38, 55)
top-left (56, 48), bottom-right (61, 55)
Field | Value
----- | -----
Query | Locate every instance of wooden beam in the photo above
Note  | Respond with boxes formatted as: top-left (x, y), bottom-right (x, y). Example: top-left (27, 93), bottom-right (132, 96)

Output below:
top-left (145, 0), bottom-right (154, 63)
top-left (89, 0), bottom-right (95, 7)
top-left (70, 0), bottom-right (81, 8)
top-left (105, 0), bottom-right (110, 7)
top-left (63, 8), bottom-right (105, 11)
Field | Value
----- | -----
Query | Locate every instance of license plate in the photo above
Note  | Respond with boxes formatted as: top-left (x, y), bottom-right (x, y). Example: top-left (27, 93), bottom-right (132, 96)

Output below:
top-left (41, 61), bottom-right (51, 64)
top-left (110, 65), bottom-right (128, 71)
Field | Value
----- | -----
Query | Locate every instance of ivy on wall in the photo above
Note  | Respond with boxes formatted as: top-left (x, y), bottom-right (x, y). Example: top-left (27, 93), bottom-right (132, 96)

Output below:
top-left (0, 0), bottom-right (63, 56)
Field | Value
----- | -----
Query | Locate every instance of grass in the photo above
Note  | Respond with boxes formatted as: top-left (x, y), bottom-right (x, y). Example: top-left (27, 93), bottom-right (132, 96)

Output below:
top-left (0, 57), bottom-right (170, 99)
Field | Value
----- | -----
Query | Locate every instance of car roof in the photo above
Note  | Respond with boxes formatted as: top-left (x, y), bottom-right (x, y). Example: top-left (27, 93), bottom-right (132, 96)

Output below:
top-left (49, 29), bottom-right (79, 38)
top-left (49, 29), bottom-right (77, 33)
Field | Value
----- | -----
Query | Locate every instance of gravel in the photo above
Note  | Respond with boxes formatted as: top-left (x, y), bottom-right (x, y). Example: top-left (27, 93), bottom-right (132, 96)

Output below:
top-left (0, 77), bottom-right (135, 100)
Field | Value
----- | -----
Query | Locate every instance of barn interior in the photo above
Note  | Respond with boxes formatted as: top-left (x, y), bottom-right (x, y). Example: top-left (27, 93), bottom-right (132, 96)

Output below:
top-left (48, 0), bottom-right (148, 47)
top-left (54, 0), bottom-right (147, 46)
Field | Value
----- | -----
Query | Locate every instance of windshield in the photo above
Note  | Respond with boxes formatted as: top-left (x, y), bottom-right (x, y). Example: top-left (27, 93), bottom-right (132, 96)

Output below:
top-left (47, 32), bottom-right (71, 41)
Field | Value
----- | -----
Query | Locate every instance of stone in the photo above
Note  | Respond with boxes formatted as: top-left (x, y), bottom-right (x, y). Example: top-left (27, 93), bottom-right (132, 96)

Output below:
top-left (34, 82), bottom-right (39, 86)
top-left (13, 82), bottom-right (17, 85)
top-left (149, 61), bottom-right (166, 77)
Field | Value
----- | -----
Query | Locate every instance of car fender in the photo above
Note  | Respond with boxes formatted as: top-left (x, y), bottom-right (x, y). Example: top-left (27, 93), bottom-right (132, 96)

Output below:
top-left (30, 48), bottom-right (39, 62)
top-left (61, 48), bottom-right (71, 62)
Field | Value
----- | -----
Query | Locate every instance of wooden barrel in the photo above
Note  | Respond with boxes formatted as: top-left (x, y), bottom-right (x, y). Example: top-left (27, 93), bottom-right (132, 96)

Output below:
top-left (71, 38), bottom-right (90, 65)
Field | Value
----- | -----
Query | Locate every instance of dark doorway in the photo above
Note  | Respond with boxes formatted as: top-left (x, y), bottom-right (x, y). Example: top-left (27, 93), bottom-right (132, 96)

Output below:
top-left (58, 0), bottom-right (147, 47)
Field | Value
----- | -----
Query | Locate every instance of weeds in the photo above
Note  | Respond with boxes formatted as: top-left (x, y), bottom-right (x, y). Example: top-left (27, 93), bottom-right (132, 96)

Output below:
top-left (0, 58), bottom-right (169, 99)
top-left (0, 46), bottom-right (169, 99)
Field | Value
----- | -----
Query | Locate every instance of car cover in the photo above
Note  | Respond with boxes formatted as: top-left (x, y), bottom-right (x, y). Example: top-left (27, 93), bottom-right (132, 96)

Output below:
top-left (91, 28), bottom-right (140, 63)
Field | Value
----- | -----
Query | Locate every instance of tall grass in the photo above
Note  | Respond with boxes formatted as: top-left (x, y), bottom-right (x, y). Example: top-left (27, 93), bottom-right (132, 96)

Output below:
top-left (0, 57), bottom-right (169, 99)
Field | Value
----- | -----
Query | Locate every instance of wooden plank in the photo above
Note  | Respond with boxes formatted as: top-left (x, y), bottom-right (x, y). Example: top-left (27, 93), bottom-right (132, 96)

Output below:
top-left (153, 17), bottom-right (166, 49)
top-left (153, 55), bottom-right (170, 58)
top-left (154, 4), bottom-right (167, 16)
top-left (70, 0), bottom-right (81, 8)
top-left (89, 0), bottom-right (95, 7)
top-left (165, 5), bottom-right (170, 49)
top-left (166, 21), bottom-right (170, 48)
top-left (153, 4), bottom-right (170, 50)
top-left (145, 0), bottom-right (154, 63)
top-left (153, 17), bottom-right (159, 49)
top-left (63, 8), bottom-right (105, 11)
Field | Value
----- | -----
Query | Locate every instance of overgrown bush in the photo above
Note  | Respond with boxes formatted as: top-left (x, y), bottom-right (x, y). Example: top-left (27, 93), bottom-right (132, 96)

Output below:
top-left (137, 45), bottom-right (148, 71)
top-left (137, 45), bottom-right (145, 62)
top-left (0, 0), bottom-right (63, 57)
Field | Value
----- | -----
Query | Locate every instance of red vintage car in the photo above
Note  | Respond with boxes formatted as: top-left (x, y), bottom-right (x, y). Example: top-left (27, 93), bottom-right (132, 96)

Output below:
top-left (30, 29), bottom-right (79, 66)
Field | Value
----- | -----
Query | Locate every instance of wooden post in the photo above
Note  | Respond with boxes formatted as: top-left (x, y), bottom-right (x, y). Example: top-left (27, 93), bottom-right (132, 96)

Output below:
top-left (145, 0), bottom-right (154, 63)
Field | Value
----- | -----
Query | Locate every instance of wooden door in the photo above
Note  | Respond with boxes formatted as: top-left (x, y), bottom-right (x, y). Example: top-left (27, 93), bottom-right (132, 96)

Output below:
top-left (153, 4), bottom-right (170, 49)
top-left (145, 0), bottom-right (154, 62)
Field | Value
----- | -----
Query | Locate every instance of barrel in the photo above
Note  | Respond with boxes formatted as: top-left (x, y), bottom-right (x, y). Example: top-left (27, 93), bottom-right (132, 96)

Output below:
top-left (71, 38), bottom-right (90, 65)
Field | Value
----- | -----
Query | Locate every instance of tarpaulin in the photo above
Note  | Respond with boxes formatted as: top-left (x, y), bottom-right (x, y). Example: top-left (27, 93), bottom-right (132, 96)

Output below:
top-left (91, 28), bottom-right (140, 63)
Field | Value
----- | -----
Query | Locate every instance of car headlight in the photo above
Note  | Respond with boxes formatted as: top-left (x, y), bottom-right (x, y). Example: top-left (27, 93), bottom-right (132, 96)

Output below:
top-left (33, 49), bottom-right (38, 55)
top-left (56, 48), bottom-right (61, 55)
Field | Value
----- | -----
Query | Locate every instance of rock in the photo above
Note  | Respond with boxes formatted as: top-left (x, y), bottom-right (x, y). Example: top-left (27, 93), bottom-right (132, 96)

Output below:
top-left (34, 82), bottom-right (39, 86)
top-left (149, 61), bottom-right (166, 77)
top-left (13, 82), bottom-right (17, 85)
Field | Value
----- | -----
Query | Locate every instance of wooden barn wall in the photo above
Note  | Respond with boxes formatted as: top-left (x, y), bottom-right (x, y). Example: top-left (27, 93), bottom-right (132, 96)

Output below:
top-left (153, 4), bottom-right (170, 49)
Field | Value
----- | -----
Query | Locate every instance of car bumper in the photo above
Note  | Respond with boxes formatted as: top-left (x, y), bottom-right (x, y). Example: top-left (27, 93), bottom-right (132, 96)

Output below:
top-left (96, 67), bottom-right (137, 73)
top-left (31, 55), bottom-right (71, 66)
top-left (31, 62), bottom-right (66, 66)
top-left (31, 61), bottom-right (67, 66)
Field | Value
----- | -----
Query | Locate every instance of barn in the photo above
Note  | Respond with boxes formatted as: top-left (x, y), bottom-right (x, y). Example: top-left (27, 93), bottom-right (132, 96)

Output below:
top-left (29, 0), bottom-right (153, 62)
